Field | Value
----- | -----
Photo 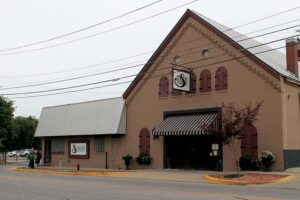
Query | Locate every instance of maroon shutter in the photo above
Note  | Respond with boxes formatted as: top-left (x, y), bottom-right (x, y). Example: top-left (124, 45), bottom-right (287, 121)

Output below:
top-left (215, 70), bottom-right (219, 90)
top-left (199, 76), bottom-right (203, 91)
top-left (200, 69), bottom-right (211, 93)
top-left (251, 126), bottom-right (258, 157)
top-left (139, 128), bottom-right (150, 154)
top-left (207, 72), bottom-right (211, 91)
top-left (216, 67), bottom-right (227, 91)
top-left (189, 72), bottom-right (196, 94)
top-left (223, 68), bottom-right (228, 90)
top-left (159, 76), bottom-right (169, 97)
top-left (241, 125), bottom-right (258, 157)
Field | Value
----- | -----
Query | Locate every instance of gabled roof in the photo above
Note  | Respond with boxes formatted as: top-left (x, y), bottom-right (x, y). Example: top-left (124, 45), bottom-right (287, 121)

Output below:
top-left (35, 97), bottom-right (126, 137)
top-left (123, 9), bottom-right (299, 99)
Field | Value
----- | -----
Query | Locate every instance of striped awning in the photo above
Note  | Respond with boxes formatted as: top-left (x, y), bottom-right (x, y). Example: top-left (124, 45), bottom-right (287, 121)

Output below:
top-left (152, 113), bottom-right (219, 136)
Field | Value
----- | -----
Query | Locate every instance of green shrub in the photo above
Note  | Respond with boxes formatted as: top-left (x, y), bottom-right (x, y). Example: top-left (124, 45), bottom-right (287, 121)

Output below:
top-left (239, 155), bottom-right (260, 171)
top-left (135, 152), bottom-right (152, 165)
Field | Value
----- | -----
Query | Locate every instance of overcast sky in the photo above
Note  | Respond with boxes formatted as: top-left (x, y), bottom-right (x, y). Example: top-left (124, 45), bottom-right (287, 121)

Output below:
top-left (0, 0), bottom-right (299, 118)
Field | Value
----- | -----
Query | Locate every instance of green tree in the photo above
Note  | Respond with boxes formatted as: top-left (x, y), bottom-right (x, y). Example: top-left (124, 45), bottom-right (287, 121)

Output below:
top-left (0, 96), bottom-right (15, 152)
top-left (13, 116), bottom-right (40, 149)
top-left (213, 101), bottom-right (263, 173)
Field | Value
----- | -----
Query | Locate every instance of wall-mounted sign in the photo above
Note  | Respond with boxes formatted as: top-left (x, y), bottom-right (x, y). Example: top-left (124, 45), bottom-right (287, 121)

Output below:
top-left (68, 139), bottom-right (90, 159)
top-left (172, 69), bottom-right (190, 92)
top-left (70, 143), bottom-right (87, 156)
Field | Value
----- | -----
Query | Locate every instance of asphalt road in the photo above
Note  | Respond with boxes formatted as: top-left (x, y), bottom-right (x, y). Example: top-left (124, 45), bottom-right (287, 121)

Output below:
top-left (0, 166), bottom-right (299, 200)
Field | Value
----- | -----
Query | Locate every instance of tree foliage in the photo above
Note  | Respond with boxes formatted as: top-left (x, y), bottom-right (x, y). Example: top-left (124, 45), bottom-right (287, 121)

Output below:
top-left (0, 96), bottom-right (40, 152)
top-left (214, 101), bottom-right (263, 173)
top-left (0, 96), bottom-right (15, 152)
top-left (12, 116), bottom-right (40, 149)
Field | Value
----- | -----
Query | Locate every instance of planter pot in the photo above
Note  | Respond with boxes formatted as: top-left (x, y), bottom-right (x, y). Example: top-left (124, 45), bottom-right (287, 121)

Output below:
top-left (261, 158), bottom-right (274, 171)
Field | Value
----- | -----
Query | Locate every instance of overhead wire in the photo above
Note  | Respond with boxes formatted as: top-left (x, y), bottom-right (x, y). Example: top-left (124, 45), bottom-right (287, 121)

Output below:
top-left (1, 3), bottom-right (299, 56)
top-left (5, 33), bottom-right (300, 98)
top-left (1, 15), bottom-right (300, 79)
top-left (1, 22), bottom-right (300, 90)
top-left (0, 0), bottom-right (164, 52)
top-left (0, 0), bottom-right (199, 56)
top-left (10, 43), bottom-right (294, 99)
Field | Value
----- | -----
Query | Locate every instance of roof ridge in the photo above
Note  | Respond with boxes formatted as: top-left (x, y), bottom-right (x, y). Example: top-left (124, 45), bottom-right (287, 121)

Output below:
top-left (43, 96), bottom-right (123, 109)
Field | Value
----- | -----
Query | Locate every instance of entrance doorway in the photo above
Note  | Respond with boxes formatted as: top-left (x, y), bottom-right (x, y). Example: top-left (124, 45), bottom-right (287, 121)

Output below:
top-left (165, 135), bottom-right (221, 170)
top-left (44, 140), bottom-right (51, 164)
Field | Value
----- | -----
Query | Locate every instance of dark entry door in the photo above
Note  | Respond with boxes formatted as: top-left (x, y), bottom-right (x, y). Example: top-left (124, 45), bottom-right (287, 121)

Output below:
top-left (44, 140), bottom-right (51, 163)
top-left (165, 135), bottom-right (220, 170)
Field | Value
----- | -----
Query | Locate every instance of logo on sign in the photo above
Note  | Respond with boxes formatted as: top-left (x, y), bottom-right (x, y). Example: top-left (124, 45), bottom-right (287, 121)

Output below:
top-left (174, 73), bottom-right (187, 88)
top-left (172, 69), bottom-right (190, 92)
top-left (70, 143), bottom-right (87, 156)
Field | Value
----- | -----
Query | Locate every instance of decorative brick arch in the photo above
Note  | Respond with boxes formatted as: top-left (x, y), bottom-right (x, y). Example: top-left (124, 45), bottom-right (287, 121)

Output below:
top-left (200, 69), bottom-right (211, 93)
top-left (241, 125), bottom-right (258, 157)
top-left (159, 76), bottom-right (169, 97)
top-left (215, 66), bottom-right (228, 91)
top-left (139, 128), bottom-right (150, 154)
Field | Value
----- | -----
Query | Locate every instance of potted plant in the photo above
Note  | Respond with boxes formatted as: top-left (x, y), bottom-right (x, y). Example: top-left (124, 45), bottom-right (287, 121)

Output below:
top-left (122, 154), bottom-right (133, 170)
top-left (259, 150), bottom-right (275, 171)
top-left (135, 152), bottom-right (152, 165)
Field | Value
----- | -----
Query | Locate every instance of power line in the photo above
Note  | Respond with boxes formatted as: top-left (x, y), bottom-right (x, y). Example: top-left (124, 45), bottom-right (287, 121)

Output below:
top-left (0, 0), bottom-right (199, 56)
top-left (9, 44), bottom-right (292, 99)
top-left (2, 23), bottom-right (300, 90)
top-left (1, 74), bottom-right (136, 95)
top-left (1, 63), bottom-right (143, 90)
top-left (11, 81), bottom-right (133, 99)
top-left (1, 15), bottom-right (300, 79)
top-left (228, 6), bottom-right (300, 30)
top-left (5, 33), bottom-right (300, 98)
top-left (0, 0), bottom-right (163, 52)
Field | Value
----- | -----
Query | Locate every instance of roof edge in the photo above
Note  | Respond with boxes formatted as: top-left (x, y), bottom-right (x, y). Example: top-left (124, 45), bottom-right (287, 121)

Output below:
top-left (123, 9), bottom-right (193, 99)
top-left (122, 9), bottom-right (285, 99)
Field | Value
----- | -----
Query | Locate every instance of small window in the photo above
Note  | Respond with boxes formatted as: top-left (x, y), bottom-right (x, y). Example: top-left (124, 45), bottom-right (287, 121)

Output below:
top-left (215, 66), bottom-right (228, 91)
top-left (95, 136), bottom-right (105, 153)
top-left (139, 128), bottom-right (150, 155)
top-left (51, 138), bottom-right (65, 153)
top-left (159, 76), bottom-right (169, 97)
top-left (200, 69), bottom-right (211, 93)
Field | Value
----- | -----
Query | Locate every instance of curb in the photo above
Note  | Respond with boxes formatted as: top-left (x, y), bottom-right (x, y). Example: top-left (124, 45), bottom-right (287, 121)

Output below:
top-left (13, 167), bottom-right (129, 176)
top-left (203, 175), bottom-right (247, 185)
top-left (203, 174), bottom-right (292, 185)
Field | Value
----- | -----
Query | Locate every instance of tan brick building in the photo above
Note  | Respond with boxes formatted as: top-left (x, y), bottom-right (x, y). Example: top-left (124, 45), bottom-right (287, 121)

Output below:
top-left (36, 10), bottom-right (300, 171)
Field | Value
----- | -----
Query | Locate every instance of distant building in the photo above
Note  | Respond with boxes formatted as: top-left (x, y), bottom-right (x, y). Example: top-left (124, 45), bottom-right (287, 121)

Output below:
top-left (35, 9), bottom-right (300, 171)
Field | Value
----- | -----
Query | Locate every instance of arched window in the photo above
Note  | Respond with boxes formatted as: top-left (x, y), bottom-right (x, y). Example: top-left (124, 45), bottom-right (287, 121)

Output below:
top-left (188, 72), bottom-right (196, 94)
top-left (241, 125), bottom-right (258, 157)
top-left (215, 66), bottom-right (228, 91)
top-left (159, 76), bottom-right (169, 97)
top-left (199, 69), bottom-right (211, 93)
top-left (139, 128), bottom-right (150, 154)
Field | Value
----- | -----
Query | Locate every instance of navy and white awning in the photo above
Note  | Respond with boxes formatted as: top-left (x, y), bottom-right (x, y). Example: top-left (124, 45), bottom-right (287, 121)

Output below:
top-left (152, 113), bottom-right (219, 136)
